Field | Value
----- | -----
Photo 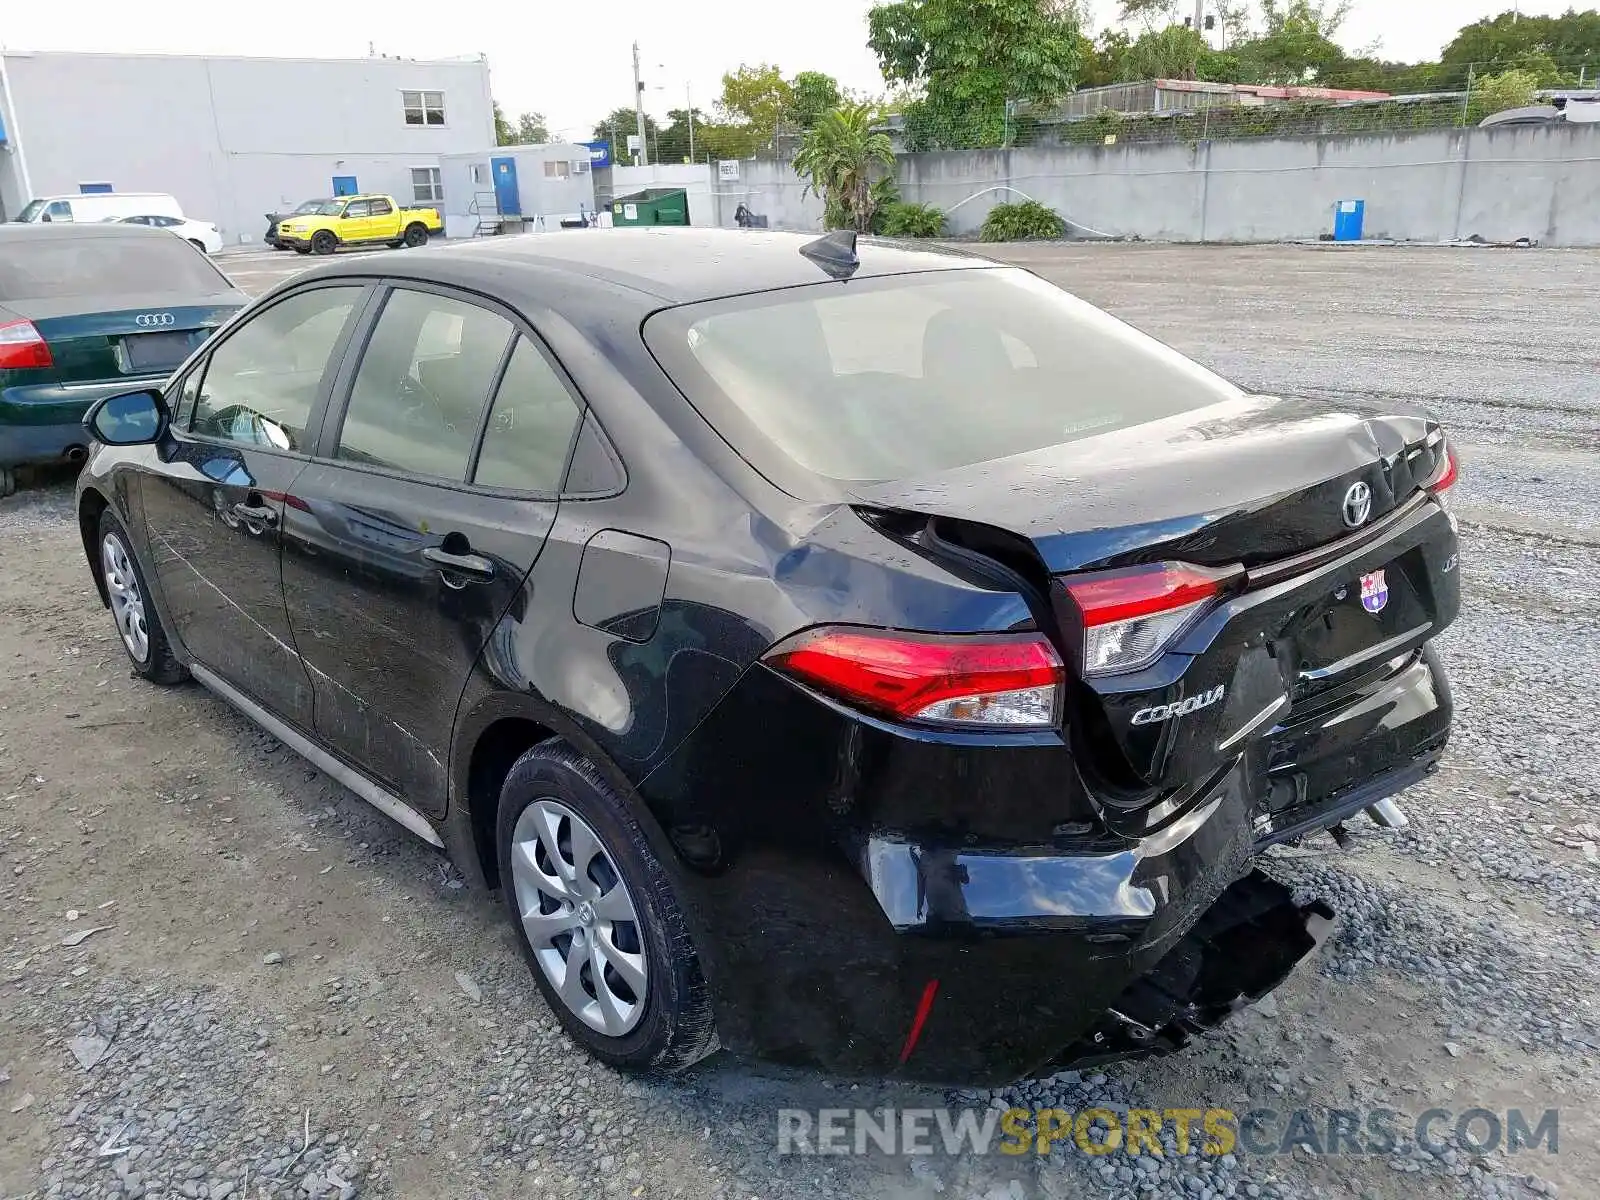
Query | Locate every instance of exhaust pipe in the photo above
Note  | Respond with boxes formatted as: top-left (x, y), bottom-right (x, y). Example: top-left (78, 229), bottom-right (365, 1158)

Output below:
top-left (1366, 797), bottom-right (1408, 829)
top-left (63, 444), bottom-right (89, 465)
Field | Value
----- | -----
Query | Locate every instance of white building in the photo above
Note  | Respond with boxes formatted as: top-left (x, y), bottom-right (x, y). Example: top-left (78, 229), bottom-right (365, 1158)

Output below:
top-left (0, 50), bottom-right (495, 243)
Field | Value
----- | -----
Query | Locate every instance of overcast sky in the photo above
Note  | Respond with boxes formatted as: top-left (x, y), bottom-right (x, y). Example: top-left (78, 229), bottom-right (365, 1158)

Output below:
top-left (0, 1), bottom-right (1575, 139)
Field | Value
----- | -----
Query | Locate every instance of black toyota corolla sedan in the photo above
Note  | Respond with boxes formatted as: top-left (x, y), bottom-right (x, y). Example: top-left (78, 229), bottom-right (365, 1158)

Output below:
top-left (74, 228), bottom-right (1459, 1083)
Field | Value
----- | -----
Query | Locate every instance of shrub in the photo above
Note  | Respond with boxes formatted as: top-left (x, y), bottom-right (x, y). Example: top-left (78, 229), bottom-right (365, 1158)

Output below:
top-left (980, 200), bottom-right (1065, 242)
top-left (876, 201), bottom-right (947, 238)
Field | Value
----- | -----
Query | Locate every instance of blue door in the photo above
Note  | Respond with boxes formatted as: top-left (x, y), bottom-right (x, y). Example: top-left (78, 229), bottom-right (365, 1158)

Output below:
top-left (332, 175), bottom-right (359, 196)
top-left (491, 157), bottom-right (521, 216)
top-left (79, 182), bottom-right (114, 194)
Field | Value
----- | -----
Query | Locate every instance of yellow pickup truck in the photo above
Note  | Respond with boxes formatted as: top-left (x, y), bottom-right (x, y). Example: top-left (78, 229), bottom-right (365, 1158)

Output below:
top-left (276, 194), bottom-right (443, 255)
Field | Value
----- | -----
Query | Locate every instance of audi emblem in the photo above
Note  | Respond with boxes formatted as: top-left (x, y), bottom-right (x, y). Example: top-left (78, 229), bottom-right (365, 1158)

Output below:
top-left (135, 313), bottom-right (177, 328)
top-left (1341, 481), bottom-right (1373, 529)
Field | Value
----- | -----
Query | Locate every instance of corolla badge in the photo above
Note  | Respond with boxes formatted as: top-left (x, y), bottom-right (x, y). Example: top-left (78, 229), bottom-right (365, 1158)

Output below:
top-left (1360, 569), bottom-right (1389, 615)
top-left (1131, 685), bottom-right (1226, 726)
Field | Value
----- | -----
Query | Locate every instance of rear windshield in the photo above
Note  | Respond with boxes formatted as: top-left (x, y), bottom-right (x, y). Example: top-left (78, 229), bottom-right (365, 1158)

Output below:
top-left (0, 236), bottom-right (231, 301)
top-left (644, 267), bottom-right (1241, 486)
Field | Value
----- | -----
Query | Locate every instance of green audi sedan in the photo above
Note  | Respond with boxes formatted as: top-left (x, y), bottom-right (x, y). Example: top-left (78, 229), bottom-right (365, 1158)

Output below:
top-left (0, 222), bottom-right (246, 496)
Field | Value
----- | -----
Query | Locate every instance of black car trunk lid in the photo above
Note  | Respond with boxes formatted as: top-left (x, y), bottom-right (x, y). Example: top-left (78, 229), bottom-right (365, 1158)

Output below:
top-left (7, 294), bottom-right (238, 385)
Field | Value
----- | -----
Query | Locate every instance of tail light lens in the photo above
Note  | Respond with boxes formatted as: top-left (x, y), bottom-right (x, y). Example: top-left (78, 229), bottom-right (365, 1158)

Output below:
top-left (1423, 444), bottom-right (1458, 508)
top-left (1063, 563), bottom-right (1229, 677)
top-left (0, 319), bottom-right (53, 370)
top-left (763, 627), bottom-right (1064, 729)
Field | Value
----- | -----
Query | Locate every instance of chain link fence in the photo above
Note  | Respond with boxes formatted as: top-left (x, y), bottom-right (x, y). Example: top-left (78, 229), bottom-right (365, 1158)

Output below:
top-left (882, 59), bottom-right (1599, 153)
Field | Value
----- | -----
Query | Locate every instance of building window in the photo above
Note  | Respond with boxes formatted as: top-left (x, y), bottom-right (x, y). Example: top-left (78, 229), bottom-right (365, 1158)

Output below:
top-left (470, 164), bottom-right (487, 185)
top-left (573, 161), bottom-right (590, 174)
top-left (402, 90), bottom-right (446, 126)
top-left (542, 160), bottom-right (570, 180)
top-left (411, 168), bottom-right (443, 204)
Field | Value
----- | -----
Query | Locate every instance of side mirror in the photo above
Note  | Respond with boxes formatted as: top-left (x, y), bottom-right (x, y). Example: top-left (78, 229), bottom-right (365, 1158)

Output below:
top-left (83, 389), bottom-right (168, 446)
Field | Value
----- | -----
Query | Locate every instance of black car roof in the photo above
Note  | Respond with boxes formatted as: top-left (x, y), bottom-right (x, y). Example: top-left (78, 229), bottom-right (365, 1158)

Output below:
top-left (0, 222), bottom-right (177, 243)
top-left (299, 227), bottom-right (990, 305)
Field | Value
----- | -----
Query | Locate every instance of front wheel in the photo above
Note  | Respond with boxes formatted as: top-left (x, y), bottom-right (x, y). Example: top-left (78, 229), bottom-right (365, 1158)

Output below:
top-left (497, 742), bottom-right (717, 1073)
top-left (311, 230), bottom-right (337, 255)
top-left (402, 222), bottom-right (429, 248)
top-left (97, 508), bottom-right (187, 684)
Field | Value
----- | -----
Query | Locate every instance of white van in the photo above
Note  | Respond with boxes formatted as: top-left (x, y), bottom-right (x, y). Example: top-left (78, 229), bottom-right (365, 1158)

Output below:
top-left (13, 192), bottom-right (185, 224)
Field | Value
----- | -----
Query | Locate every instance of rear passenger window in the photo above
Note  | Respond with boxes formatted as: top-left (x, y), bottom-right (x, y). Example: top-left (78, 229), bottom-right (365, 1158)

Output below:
top-left (336, 288), bottom-right (513, 481)
top-left (473, 337), bottom-right (583, 492)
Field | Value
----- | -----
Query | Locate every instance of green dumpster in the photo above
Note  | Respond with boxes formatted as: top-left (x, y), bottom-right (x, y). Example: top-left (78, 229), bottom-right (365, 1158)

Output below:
top-left (610, 187), bottom-right (690, 227)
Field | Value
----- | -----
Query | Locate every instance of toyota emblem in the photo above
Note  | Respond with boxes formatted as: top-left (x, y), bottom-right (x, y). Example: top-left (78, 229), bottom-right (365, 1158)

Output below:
top-left (135, 313), bottom-right (176, 328)
top-left (1341, 481), bottom-right (1373, 528)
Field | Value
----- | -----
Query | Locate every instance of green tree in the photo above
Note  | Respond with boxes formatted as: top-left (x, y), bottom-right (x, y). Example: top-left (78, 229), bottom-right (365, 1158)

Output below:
top-left (494, 101), bottom-right (515, 146)
top-left (1442, 9), bottom-right (1600, 83)
top-left (592, 107), bottom-right (659, 160)
top-left (1125, 24), bottom-right (1208, 79)
top-left (786, 71), bottom-right (844, 129)
top-left (1468, 67), bottom-right (1544, 122)
top-left (718, 63), bottom-right (793, 149)
top-left (515, 112), bottom-right (550, 144)
top-left (791, 103), bottom-right (896, 232)
top-left (868, 0), bottom-right (1084, 148)
top-left (1235, 0), bottom-right (1351, 83)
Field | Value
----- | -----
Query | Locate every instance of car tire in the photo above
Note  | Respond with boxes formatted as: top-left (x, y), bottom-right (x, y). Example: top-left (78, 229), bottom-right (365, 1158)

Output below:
top-left (311, 230), bottom-right (338, 256)
top-left (497, 740), bottom-right (718, 1074)
top-left (97, 508), bottom-right (187, 685)
top-left (0, 465), bottom-right (16, 498)
top-left (403, 222), bottom-right (429, 248)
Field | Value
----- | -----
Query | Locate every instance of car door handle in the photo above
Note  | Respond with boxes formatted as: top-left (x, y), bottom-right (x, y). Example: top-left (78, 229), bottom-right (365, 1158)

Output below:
top-left (232, 501), bottom-right (278, 526)
top-left (422, 546), bottom-right (495, 583)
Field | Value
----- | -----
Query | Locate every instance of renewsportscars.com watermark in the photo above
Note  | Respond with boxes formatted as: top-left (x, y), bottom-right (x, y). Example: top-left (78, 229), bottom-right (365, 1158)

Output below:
top-left (776, 1107), bottom-right (1560, 1158)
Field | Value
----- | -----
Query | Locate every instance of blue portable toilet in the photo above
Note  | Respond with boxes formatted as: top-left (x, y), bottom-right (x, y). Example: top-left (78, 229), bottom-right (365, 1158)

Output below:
top-left (1333, 199), bottom-right (1365, 242)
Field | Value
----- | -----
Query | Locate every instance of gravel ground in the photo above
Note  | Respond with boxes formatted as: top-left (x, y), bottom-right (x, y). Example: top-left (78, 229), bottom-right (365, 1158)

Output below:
top-left (3, 242), bottom-right (1597, 1200)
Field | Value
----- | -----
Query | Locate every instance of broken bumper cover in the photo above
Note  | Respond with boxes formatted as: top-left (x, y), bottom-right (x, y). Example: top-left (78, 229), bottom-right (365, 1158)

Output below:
top-left (681, 762), bottom-right (1336, 1085)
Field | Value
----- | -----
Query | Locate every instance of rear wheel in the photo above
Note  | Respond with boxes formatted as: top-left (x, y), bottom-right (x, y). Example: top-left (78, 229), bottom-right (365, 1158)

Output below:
top-left (402, 222), bottom-right (429, 248)
top-left (311, 230), bottom-right (338, 256)
top-left (497, 742), bottom-right (717, 1073)
top-left (97, 509), bottom-right (186, 684)
top-left (0, 465), bottom-right (16, 498)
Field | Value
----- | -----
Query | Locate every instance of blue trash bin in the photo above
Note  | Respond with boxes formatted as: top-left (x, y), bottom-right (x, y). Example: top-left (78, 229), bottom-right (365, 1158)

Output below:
top-left (1333, 199), bottom-right (1366, 242)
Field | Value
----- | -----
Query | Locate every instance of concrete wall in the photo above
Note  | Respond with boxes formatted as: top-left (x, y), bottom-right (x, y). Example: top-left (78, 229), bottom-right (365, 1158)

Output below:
top-left (714, 125), bottom-right (1600, 247)
top-left (0, 51), bottom-right (492, 242)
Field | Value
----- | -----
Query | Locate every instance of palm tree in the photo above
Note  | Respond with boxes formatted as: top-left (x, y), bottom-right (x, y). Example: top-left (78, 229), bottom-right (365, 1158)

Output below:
top-left (791, 103), bottom-right (895, 233)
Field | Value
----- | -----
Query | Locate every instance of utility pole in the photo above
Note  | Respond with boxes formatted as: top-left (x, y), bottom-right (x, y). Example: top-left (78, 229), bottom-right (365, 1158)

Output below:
top-left (687, 83), bottom-right (696, 163)
top-left (632, 41), bottom-right (649, 167)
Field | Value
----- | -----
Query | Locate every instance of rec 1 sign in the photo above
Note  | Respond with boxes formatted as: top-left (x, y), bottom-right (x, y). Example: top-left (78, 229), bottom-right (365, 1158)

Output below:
top-left (717, 160), bottom-right (740, 182)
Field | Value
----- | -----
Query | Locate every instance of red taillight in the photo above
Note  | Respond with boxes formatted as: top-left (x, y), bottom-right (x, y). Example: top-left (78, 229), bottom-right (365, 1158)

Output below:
top-left (1424, 445), bottom-right (1458, 496)
top-left (763, 627), bottom-right (1064, 729)
top-left (1063, 563), bottom-right (1230, 677)
top-left (0, 319), bottom-right (53, 370)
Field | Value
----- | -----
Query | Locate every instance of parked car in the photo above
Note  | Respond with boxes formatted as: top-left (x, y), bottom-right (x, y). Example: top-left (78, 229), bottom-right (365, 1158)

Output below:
top-left (265, 199), bottom-right (332, 250)
top-left (118, 214), bottom-right (224, 255)
top-left (0, 223), bottom-right (246, 496)
top-left (73, 229), bottom-right (1460, 1083)
top-left (273, 194), bottom-right (442, 255)
top-left (13, 191), bottom-right (184, 224)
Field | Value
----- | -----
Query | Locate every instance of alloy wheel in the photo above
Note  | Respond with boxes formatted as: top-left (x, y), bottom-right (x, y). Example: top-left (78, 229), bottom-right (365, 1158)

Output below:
top-left (510, 799), bottom-right (649, 1036)
top-left (101, 533), bottom-right (149, 663)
